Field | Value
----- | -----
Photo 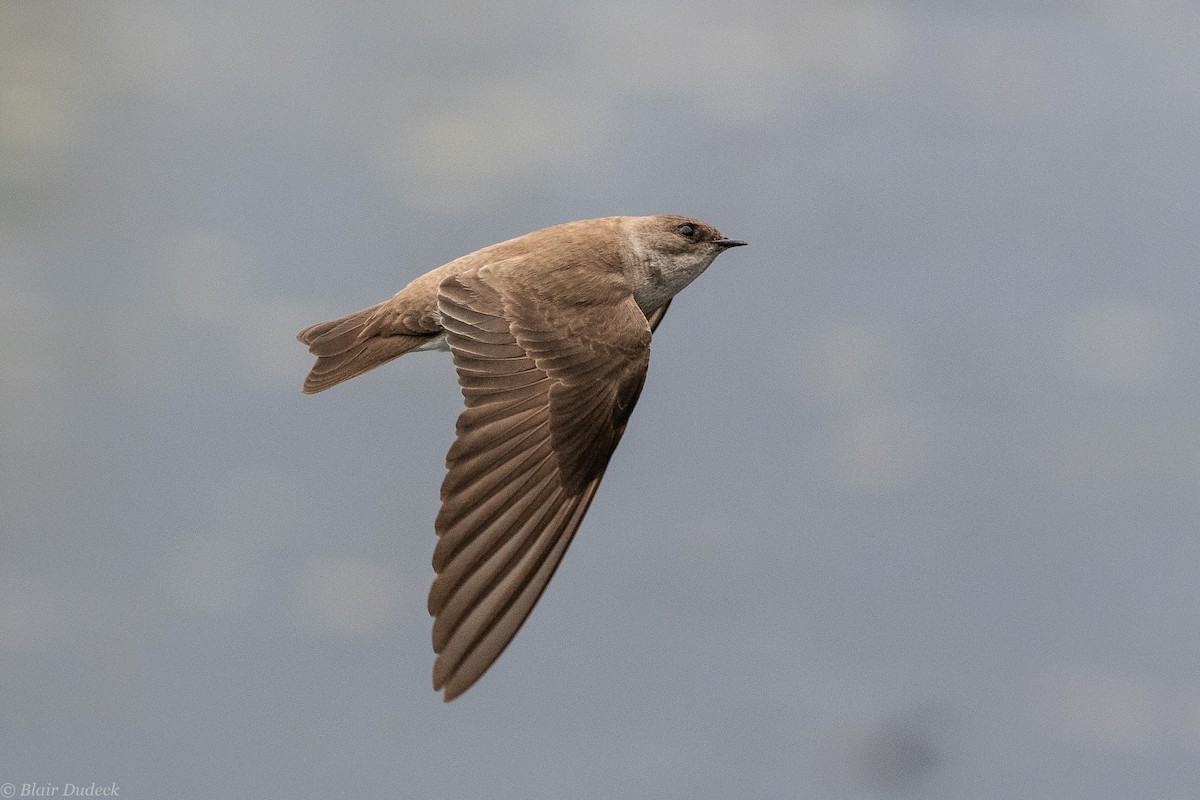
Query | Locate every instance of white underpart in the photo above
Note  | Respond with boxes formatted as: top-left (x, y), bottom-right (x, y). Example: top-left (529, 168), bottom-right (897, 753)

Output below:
top-left (415, 332), bottom-right (451, 352)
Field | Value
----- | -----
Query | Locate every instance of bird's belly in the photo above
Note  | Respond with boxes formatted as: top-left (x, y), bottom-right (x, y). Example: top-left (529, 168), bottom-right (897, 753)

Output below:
top-left (415, 333), bottom-right (451, 352)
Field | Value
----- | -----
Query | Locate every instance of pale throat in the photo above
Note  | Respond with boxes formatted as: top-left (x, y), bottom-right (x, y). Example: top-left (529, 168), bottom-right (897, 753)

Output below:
top-left (626, 243), bottom-right (716, 316)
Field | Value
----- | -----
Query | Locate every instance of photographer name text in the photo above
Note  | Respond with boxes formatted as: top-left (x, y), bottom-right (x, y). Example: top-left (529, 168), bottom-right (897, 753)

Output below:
top-left (1, 784), bottom-right (119, 798)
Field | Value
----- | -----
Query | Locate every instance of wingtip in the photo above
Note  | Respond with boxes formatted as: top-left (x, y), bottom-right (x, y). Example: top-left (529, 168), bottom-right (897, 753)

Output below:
top-left (433, 669), bottom-right (468, 702)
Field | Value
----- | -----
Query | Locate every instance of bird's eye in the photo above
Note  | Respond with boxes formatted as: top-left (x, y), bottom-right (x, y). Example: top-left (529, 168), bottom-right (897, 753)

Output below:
top-left (677, 223), bottom-right (695, 238)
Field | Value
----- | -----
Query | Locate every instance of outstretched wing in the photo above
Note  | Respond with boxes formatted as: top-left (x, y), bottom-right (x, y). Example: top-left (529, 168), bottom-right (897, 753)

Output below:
top-left (428, 263), bottom-right (653, 701)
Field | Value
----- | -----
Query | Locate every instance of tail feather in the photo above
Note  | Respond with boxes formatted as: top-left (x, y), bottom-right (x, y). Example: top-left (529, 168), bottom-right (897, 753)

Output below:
top-left (298, 304), bottom-right (436, 394)
top-left (300, 315), bottom-right (373, 357)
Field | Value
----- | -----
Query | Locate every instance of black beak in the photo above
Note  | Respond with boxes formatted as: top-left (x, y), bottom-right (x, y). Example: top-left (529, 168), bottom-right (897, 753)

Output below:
top-left (714, 237), bottom-right (747, 248)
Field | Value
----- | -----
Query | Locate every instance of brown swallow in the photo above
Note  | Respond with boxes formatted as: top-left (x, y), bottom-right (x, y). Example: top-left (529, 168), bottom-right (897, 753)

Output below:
top-left (298, 214), bottom-right (746, 700)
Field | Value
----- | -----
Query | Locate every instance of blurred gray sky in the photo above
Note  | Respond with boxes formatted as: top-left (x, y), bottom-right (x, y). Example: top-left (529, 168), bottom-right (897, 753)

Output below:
top-left (4, 1), bottom-right (1200, 797)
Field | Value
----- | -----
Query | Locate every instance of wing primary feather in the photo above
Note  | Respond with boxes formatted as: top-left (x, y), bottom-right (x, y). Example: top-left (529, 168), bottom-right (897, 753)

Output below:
top-left (430, 469), bottom-right (563, 643)
top-left (433, 488), bottom-right (584, 695)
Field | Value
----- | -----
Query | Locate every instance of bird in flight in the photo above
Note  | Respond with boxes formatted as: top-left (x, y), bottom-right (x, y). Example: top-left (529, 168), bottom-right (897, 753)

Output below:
top-left (298, 214), bottom-right (746, 700)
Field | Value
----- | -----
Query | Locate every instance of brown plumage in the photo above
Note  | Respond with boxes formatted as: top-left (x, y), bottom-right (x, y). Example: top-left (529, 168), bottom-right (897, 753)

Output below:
top-left (298, 214), bottom-right (746, 700)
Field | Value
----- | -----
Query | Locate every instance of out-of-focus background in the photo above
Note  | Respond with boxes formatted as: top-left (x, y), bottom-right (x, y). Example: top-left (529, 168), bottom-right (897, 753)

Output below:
top-left (4, 2), bottom-right (1200, 797)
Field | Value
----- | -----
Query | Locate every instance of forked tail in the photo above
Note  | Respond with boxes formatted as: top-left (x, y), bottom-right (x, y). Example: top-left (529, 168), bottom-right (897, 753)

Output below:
top-left (297, 302), bottom-right (435, 393)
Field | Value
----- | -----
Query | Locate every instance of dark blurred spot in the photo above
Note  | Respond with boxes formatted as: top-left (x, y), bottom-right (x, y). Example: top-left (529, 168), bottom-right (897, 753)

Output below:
top-left (857, 702), bottom-right (945, 793)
